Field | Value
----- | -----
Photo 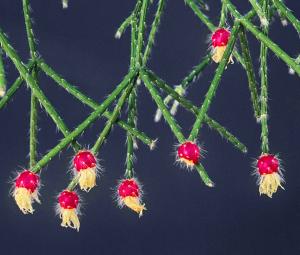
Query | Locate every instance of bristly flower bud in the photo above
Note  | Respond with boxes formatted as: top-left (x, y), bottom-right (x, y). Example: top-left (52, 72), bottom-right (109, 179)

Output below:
top-left (117, 178), bottom-right (146, 217)
top-left (13, 170), bottom-right (40, 214)
top-left (58, 190), bottom-right (80, 231)
top-left (177, 141), bottom-right (201, 168)
top-left (73, 150), bottom-right (99, 192)
top-left (211, 28), bottom-right (233, 64)
top-left (255, 154), bottom-right (284, 198)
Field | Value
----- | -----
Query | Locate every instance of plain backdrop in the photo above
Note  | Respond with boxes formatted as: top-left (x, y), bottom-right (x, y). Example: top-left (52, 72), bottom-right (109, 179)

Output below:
top-left (0, 0), bottom-right (299, 254)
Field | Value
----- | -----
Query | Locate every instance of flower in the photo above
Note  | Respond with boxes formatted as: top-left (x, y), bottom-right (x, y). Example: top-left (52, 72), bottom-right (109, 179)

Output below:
top-left (256, 154), bottom-right (284, 198)
top-left (177, 141), bottom-right (201, 168)
top-left (73, 150), bottom-right (99, 192)
top-left (57, 190), bottom-right (80, 231)
top-left (13, 170), bottom-right (40, 214)
top-left (211, 28), bottom-right (233, 63)
top-left (117, 178), bottom-right (146, 217)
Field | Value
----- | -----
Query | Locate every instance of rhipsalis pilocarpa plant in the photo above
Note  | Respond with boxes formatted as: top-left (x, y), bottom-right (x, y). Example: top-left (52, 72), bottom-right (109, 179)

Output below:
top-left (0, 0), bottom-right (299, 231)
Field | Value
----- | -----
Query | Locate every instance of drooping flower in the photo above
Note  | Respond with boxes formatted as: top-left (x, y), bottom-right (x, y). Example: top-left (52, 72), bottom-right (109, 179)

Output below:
top-left (13, 170), bottom-right (40, 214)
top-left (256, 154), bottom-right (284, 198)
top-left (211, 28), bottom-right (233, 63)
top-left (57, 190), bottom-right (80, 231)
top-left (117, 178), bottom-right (146, 217)
top-left (73, 150), bottom-right (98, 192)
top-left (177, 141), bottom-right (201, 168)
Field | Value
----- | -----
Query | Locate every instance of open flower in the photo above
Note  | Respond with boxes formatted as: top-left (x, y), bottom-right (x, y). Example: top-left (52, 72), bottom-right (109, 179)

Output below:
top-left (255, 154), bottom-right (284, 198)
top-left (177, 141), bottom-right (201, 168)
top-left (13, 170), bottom-right (40, 214)
top-left (211, 28), bottom-right (233, 64)
top-left (57, 190), bottom-right (80, 231)
top-left (117, 178), bottom-right (146, 217)
top-left (73, 150), bottom-right (99, 192)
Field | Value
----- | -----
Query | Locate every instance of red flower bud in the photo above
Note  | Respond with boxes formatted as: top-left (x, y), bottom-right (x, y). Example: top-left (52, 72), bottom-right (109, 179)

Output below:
top-left (58, 190), bottom-right (79, 210)
top-left (73, 150), bottom-right (97, 172)
top-left (211, 28), bottom-right (231, 48)
top-left (177, 141), bottom-right (200, 166)
top-left (257, 154), bottom-right (279, 175)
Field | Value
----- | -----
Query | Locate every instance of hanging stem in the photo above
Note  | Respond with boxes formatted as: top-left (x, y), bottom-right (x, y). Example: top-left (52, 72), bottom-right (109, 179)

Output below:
top-left (23, 0), bottom-right (40, 166)
top-left (219, 1), bottom-right (228, 27)
top-left (91, 79), bottom-right (136, 154)
top-left (136, 0), bottom-right (149, 68)
top-left (188, 22), bottom-right (240, 142)
top-left (260, 0), bottom-right (270, 154)
top-left (272, 0), bottom-right (300, 34)
top-left (225, 0), bottom-right (300, 76)
top-left (30, 72), bottom-right (136, 173)
top-left (125, 88), bottom-right (137, 179)
top-left (143, 0), bottom-right (166, 66)
top-left (239, 27), bottom-right (260, 119)
top-left (0, 49), bottom-right (6, 97)
top-left (37, 61), bottom-right (155, 148)
top-left (146, 69), bottom-right (247, 153)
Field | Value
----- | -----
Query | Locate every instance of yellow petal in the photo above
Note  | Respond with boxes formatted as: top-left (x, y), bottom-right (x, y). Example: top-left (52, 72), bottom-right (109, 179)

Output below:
top-left (78, 168), bottom-right (96, 192)
top-left (212, 46), bottom-right (234, 64)
top-left (60, 208), bottom-right (80, 231)
top-left (123, 196), bottom-right (146, 217)
top-left (259, 172), bottom-right (284, 198)
top-left (14, 187), bottom-right (39, 214)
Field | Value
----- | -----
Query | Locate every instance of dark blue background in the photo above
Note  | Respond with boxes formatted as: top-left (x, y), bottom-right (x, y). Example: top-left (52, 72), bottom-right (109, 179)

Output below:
top-left (0, 0), bottom-right (299, 254)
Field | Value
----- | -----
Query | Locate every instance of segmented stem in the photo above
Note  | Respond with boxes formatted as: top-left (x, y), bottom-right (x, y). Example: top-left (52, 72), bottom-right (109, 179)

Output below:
top-left (188, 22), bottom-right (240, 142)
top-left (141, 70), bottom-right (185, 143)
top-left (195, 164), bottom-right (214, 187)
top-left (260, 0), bottom-right (270, 154)
top-left (226, 0), bottom-right (300, 76)
top-left (180, 54), bottom-right (211, 90)
top-left (239, 27), bottom-right (260, 119)
top-left (143, 0), bottom-right (166, 65)
top-left (0, 49), bottom-right (6, 96)
top-left (125, 88), bottom-right (137, 179)
top-left (91, 79), bottom-right (136, 153)
top-left (248, 0), bottom-right (268, 27)
top-left (272, 0), bottom-right (300, 34)
top-left (38, 60), bottom-right (154, 147)
top-left (219, 1), bottom-right (228, 27)
top-left (146, 69), bottom-right (247, 153)
top-left (136, 0), bottom-right (149, 68)
top-left (31, 72), bottom-right (136, 173)
top-left (0, 61), bottom-right (35, 110)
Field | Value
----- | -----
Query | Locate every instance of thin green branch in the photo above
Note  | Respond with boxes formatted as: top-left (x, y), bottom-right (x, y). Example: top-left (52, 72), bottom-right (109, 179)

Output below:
top-left (30, 72), bottom-right (136, 173)
top-left (136, 0), bottom-right (149, 68)
top-left (0, 49), bottom-right (6, 97)
top-left (248, 0), bottom-right (268, 27)
top-left (188, 22), bottom-right (240, 142)
top-left (29, 91), bottom-right (38, 167)
top-left (91, 79), bottom-right (135, 153)
top-left (195, 164), bottom-right (214, 187)
top-left (225, 0), bottom-right (300, 76)
top-left (37, 60), bottom-right (155, 148)
top-left (143, 0), bottom-right (166, 65)
top-left (219, 1), bottom-right (228, 28)
top-left (146, 69), bottom-right (247, 153)
top-left (125, 88), bottom-right (137, 179)
top-left (272, 0), bottom-right (300, 34)
top-left (259, 0), bottom-right (270, 154)
top-left (115, 0), bottom-right (142, 39)
top-left (180, 54), bottom-right (211, 90)
top-left (141, 70), bottom-right (185, 143)
top-left (239, 27), bottom-right (260, 119)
